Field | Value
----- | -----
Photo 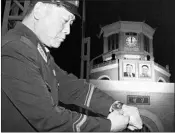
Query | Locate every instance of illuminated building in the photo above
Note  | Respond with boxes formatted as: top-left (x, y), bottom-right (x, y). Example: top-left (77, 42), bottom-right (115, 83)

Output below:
top-left (90, 21), bottom-right (170, 82)
top-left (89, 21), bottom-right (174, 132)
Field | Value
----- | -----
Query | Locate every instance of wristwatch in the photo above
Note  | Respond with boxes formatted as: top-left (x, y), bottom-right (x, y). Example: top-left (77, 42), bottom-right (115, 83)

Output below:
top-left (111, 101), bottom-right (124, 111)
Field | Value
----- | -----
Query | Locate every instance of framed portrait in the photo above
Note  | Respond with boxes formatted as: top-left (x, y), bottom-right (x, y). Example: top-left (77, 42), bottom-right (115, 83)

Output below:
top-left (139, 63), bottom-right (151, 78)
top-left (123, 62), bottom-right (136, 78)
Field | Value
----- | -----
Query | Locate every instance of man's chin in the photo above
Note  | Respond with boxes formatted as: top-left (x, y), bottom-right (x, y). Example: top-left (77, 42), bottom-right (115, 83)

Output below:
top-left (51, 42), bottom-right (61, 48)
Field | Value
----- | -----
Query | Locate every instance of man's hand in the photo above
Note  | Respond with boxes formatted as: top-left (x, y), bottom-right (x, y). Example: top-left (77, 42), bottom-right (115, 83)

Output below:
top-left (122, 105), bottom-right (143, 130)
top-left (107, 110), bottom-right (129, 132)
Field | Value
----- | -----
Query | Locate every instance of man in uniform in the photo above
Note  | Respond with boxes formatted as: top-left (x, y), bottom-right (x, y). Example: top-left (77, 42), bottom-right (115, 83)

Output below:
top-left (2, 0), bottom-right (142, 132)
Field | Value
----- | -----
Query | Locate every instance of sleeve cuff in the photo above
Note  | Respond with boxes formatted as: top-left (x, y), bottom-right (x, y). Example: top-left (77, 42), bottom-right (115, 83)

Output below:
top-left (98, 118), bottom-right (111, 131)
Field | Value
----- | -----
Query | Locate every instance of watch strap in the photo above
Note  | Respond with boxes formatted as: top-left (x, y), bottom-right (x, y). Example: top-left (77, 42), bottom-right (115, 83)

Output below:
top-left (109, 101), bottom-right (124, 112)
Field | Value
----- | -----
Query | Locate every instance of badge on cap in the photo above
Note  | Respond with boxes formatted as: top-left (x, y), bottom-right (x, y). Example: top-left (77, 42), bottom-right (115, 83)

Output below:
top-left (37, 43), bottom-right (47, 63)
top-left (74, 1), bottom-right (79, 7)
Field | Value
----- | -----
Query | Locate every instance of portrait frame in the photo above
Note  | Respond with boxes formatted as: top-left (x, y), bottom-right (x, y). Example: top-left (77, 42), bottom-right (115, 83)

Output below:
top-left (123, 62), bottom-right (136, 78)
top-left (139, 63), bottom-right (151, 78)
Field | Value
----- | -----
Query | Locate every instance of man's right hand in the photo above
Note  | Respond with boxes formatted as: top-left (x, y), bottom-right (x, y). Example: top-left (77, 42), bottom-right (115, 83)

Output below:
top-left (107, 110), bottom-right (129, 132)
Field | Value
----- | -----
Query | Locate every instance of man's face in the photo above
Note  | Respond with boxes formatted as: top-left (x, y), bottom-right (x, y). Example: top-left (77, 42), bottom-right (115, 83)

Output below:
top-left (126, 65), bottom-right (133, 73)
top-left (34, 2), bottom-right (75, 48)
top-left (142, 66), bottom-right (149, 74)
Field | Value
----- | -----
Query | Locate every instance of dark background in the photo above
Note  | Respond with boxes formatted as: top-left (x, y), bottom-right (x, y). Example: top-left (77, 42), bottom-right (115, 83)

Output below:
top-left (1, 0), bottom-right (175, 82)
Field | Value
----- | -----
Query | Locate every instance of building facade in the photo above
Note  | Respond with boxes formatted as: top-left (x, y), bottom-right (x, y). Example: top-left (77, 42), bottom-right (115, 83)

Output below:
top-left (90, 21), bottom-right (170, 82)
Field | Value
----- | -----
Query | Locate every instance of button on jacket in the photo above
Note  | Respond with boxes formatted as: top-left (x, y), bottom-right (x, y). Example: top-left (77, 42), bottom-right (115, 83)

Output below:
top-left (2, 22), bottom-right (115, 132)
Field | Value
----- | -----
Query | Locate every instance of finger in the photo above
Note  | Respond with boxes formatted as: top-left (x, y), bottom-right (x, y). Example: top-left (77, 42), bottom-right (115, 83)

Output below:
top-left (127, 125), bottom-right (138, 131)
top-left (118, 109), bottom-right (124, 115)
top-left (128, 122), bottom-right (143, 130)
top-left (129, 122), bottom-right (143, 129)
top-left (136, 124), bottom-right (143, 129)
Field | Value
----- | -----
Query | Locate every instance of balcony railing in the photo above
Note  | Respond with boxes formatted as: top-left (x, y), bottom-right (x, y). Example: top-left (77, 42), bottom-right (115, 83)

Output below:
top-left (90, 51), bottom-right (118, 69)
top-left (92, 59), bottom-right (117, 69)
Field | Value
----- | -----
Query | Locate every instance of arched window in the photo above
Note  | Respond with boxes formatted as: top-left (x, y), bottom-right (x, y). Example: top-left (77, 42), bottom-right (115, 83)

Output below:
top-left (143, 35), bottom-right (150, 53)
top-left (157, 77), bottom-right (166, 82)
top-left (98, 75), bottom-right (111, 80)
top-left (101, 77), bottom-right (110, 80)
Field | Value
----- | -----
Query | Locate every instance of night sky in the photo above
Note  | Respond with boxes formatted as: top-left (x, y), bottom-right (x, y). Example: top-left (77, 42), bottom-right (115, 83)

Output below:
top-left (2, 0), bottom-right (175, 82)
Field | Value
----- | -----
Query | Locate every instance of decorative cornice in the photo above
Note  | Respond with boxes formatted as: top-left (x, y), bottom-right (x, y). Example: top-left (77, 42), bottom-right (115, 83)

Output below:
top-left (101, 21), bottom-right (155, 38)
top-left (154, 64), bottom-right (171, 77)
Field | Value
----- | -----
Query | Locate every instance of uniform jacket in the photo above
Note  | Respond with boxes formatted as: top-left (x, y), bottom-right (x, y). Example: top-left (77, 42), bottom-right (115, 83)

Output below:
top-left (1, 22), bottom-right (115, 132)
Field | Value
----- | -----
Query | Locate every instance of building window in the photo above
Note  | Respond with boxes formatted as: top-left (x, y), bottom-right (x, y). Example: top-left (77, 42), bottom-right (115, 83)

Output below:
top-left (115, 33), bottom-right (119, 49)
top-left (98, 75), bottom-right (111, 80)
top-left (144, 35), bottom-right (150, 53)
top-left (157, 77), bottom-right (166, 82)
top-left (125, 32), bottom-right (137, 36)
top-left (108, 33), bottom-right (119, 51)
top-left (108, 38), bottom-right (112, 51)
top-left (101, 77), bottom-right (110, 80)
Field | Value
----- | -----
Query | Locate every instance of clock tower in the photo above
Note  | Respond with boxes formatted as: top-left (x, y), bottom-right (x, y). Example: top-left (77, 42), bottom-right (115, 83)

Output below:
top-left (90, 21), bottom-right (170, 82)
top-left (100, 21), bottom-right (154, 61)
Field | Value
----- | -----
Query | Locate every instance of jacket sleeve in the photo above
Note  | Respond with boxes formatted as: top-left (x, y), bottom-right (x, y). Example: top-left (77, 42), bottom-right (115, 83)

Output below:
top-left (52, 58), bottom-right (115, 117)
top-left (1, 42), bottom-right (111, 132)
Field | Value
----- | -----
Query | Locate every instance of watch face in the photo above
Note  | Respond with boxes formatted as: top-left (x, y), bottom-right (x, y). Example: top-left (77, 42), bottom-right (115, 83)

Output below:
top-left (126, 36), bottom-right (137, 47)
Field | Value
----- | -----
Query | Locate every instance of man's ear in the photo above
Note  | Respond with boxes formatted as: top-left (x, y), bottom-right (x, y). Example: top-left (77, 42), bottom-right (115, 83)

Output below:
top-left (33, 2), bottom-right (46, 20)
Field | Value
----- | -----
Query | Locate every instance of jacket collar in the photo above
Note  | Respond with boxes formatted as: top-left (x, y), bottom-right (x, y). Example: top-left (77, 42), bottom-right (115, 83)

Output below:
top-left (14, 22), bottom-right (41, 47)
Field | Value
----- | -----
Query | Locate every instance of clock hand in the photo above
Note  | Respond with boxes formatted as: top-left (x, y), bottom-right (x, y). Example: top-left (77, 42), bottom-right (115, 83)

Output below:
top-left (131, 37), bottom-right (133, 43)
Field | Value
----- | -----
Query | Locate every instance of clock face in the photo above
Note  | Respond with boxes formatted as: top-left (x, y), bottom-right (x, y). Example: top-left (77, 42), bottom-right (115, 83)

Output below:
top-left (126, 36), bottom-right (137, 47)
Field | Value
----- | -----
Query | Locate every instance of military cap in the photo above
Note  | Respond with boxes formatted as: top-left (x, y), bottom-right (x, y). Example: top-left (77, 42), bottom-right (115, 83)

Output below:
top-left (30, 0), bottom-right (80, 17)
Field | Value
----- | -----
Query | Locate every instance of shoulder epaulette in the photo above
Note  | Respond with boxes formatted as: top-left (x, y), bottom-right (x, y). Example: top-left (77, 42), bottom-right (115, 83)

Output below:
top-left (1, 31), bottom-right (21, 47)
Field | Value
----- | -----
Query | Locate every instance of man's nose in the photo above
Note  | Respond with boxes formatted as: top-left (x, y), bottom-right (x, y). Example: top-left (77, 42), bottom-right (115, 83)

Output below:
top-left (63, 24), bottom-right (70, 35)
